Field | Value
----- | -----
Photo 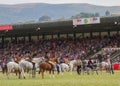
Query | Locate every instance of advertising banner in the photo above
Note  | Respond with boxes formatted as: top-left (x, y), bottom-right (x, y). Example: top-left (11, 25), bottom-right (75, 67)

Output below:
top-left (73, 17), bottom-right (100, 25)
top-left (0, 25), bottom-right (13, 31)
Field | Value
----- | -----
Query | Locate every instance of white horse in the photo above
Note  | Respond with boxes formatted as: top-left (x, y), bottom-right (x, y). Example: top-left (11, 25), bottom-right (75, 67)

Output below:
top-left (19, 57), bottom-right (44, 78)
top-left (7, 62), bottom-right (21, 79)
top-left (19, 60), bottom-right (33, 78)
top-left (32, 57), bottom-right (45, 77)
top-left (98, 61), bottom-right (113, 74)
top-left (77, 60), bottom-right (93, 75)
top-left (58, 63), bottom-right (69, 75)
top-left (69, 60), bottom-right (77, 74)
top-left (60, 63), bottom-right (69, 72)
top-left (32, 57), bottom-right (45, 64)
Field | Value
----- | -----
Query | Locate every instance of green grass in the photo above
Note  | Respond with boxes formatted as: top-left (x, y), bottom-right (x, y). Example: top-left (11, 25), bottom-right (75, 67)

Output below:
top-left (0, 71), bottom-right (120, 86)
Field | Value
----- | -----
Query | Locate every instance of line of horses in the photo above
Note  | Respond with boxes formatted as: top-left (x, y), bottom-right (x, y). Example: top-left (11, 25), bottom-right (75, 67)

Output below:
top-left (0, 57), bottom-right (58, 79)
top-left (0, 57), bottom-right (114, 79)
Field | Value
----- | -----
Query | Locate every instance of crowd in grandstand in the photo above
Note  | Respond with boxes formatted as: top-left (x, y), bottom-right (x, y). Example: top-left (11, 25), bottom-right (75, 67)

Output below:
top-left (0, 33), bottom-right (120, 64)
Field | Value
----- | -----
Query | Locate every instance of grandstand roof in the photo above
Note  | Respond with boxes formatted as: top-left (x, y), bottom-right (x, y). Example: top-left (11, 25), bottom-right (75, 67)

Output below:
top-left (1, 15), bottom-right (120, 37)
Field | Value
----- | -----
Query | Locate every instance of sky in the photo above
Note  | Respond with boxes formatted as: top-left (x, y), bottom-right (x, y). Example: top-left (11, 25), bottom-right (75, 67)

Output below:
top-left (0, 0), bottom-right (120, 6)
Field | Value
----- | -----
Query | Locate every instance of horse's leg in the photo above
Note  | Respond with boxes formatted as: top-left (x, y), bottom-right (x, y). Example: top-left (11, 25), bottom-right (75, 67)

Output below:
top-left (87, 67), bottom-right (90, 75)
top-left (81, 66), bottom-right (83, 75)
top-left (56, 64), bottom-right (58, 74)
top-left (96, 68), bottom-right (99, 75)
top-left (79, 66), bottom-right (81, 75)
top-left (21, 68), bottom-right (25, 79)
top-left (82, 66), bottom-right (85, 75)
top-left (100, 67), bottom-right (102, 75)
top-left (29, 69), bottom-right (32, 78)
top-left (109, 66), bottom-right (111, 74)
top-left (59, 65), bottom-right (63, 75)
top-left (33, 69), bottom-right (36, 78)
top-left (77, 66), bottom-right (80, 75)
top-left (108, 65), bottom-right (114, 74)
top-left (99, 65), bottom-right (102, 75)
top-left (37, 65), bottom-right (42, 79)
top-left (38, 70), bottom-right (40, 74)
top-left (18, 69), bottom-right (22, 79)
top-left (32, 63), bottom-right (36, 78)
top-left (106, 66), bottom-right (109, 74)
top-left (89, 68), bottom-right (92, 75)
top-left (52, 70), bottom-right (54, 78)
top-left (83, 66), bottom-right (87, 75)
top-left (41, 69), bottom-right (44, 79)
top-left (56, 65), bottom-right (59, 75)
top-left (108, 67), bottom-right (111, 74)
top-left (42, 70), bottom-right (45, 79)
top-left (107, 66), bottom-right (110, 74)
top-left (97, 66), bottom-right (100, 75)
top-left (90, 68), bottom-right (93, 75)
top-left (49, 70), bottom-right (52, 78)
top-left (15, 70), bottom-right (18, 76)
top-left (80, 66), bottom-right (82, 75)
top-left (1, 67), bottom-right (4, 75)
top-left (7, 72), bottom-right (9, 79)
top-left (111, 65), bottom-right (114, 74)
top-left (70, 64), bottom-right (73, 75)
top-left (108, 65), bottom-right (112, 74)
top-left (4, 65), bottom-right (7, 76)
top-left (2, 67), bottom-right (4, 74)
top-left (7, 68), bottom-right (10, 79)
top-left (38, 70), bottom-right (40, 79)
top-left (28, 69), bottom-right (32, 78)
top-left (91, 67), bottom-right (94, 75)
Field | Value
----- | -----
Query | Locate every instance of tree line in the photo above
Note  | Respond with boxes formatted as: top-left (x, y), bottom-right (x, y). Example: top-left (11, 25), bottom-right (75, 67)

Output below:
top-left (38, 10), bottom-right (110, 22)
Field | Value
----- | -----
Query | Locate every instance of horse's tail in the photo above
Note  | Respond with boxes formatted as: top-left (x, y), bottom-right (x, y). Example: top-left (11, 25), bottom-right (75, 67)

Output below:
top-left (38, 63), bottom-right (41, 74)
top-left (38, 70), bottom-right (40, 74)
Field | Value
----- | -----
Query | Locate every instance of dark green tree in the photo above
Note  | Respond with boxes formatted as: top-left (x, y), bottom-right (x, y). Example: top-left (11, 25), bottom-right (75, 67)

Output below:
top-left (39, 15), bottom-right (51, 21)
top-left (105, 10), bottom-right (110, 16)
top-left (94, 12), bottom-right (100, 17)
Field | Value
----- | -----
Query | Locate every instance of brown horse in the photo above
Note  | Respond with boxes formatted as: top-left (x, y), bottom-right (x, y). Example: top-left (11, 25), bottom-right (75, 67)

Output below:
top-left (38, 57), bottom-right (58, 79)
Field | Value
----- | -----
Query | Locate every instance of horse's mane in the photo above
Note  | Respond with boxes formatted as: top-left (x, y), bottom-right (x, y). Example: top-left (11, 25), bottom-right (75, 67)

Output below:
top-left (50, 57), bottom-right (58, 63)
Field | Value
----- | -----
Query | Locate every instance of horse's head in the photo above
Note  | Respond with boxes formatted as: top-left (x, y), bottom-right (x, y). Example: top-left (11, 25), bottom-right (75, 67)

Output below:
top-left (41, 57), bottom-right (46, 62)
top-left (32, 57), bottom-right (45, 63)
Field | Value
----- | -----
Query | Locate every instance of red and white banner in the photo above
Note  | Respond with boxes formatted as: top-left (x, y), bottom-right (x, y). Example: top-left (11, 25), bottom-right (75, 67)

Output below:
top-left (73, 17), bottom-right (100, 25)
top-left (113, 63), bottom-right (120, 70)
top-left (0, 25), bottom-right (13, 31)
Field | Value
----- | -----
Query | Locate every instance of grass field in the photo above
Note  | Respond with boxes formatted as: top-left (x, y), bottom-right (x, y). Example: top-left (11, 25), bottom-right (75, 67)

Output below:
top-left (0, 71), bottom-right (120, 86)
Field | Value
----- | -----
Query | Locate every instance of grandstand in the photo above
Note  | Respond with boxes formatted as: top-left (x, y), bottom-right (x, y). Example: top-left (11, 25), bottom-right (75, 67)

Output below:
top-left (0, 15), bottom-right (120, 61)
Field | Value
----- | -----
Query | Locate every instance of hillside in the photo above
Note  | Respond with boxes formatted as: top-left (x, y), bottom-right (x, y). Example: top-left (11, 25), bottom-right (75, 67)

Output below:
top-left (0, 3), bottom-right (120, 24)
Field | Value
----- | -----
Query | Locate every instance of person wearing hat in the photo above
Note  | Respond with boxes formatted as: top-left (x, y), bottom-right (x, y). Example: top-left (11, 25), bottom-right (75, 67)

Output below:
top-left (44, 51), bottom-right (55, 70)
top-left (13, 52), bottom-right (19, 63)
top-left (44, 52), bottom-right (50, 61)
top-left (87, 58), bottom-right (93, 69)
top-left (6, 52), bottom-right (14, 63)
top-left (76, 57), bottom-right (82, 75)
